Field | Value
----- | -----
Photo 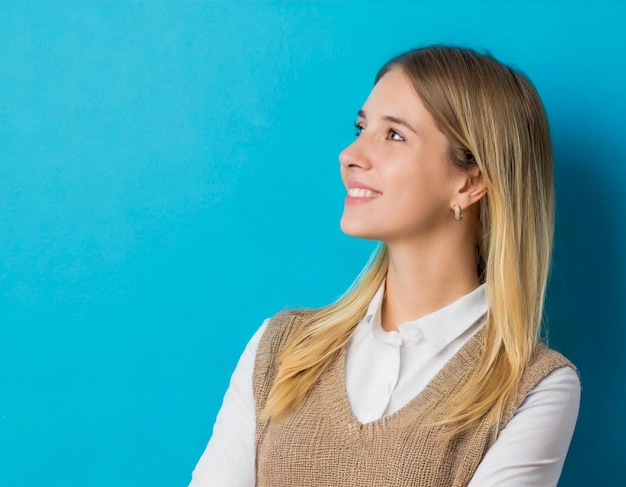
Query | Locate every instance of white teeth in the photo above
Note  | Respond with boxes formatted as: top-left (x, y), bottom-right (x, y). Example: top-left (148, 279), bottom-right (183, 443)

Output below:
top-left (348, 188), bottom-right (380, 198)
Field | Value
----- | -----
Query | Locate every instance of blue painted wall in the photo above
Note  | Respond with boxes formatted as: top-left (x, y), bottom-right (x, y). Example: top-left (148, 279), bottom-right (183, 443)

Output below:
top-left (1, 1), bottom-right (623, 485)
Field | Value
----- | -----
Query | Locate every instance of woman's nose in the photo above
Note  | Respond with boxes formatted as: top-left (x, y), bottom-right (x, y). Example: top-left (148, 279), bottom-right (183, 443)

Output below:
top-left (339, 137), bottom-right (372, 170)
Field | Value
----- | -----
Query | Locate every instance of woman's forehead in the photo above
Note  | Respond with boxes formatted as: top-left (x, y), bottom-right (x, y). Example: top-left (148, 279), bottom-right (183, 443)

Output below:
top-left (360, 68), bottom-right (436, 132)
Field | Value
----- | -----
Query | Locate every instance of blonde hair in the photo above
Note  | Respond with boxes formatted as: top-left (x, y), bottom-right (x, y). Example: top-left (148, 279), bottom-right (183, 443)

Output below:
top-left (264, 46), bottom-right (554, 433)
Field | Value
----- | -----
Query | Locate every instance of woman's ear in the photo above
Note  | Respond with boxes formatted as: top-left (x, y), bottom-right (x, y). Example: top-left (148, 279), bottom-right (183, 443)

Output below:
top-left (451, 168), bottom-right (487, 210)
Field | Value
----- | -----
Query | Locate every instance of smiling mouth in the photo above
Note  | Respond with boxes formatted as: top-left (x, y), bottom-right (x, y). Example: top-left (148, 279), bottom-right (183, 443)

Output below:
top-left (347, 188), bottom-right (382, 198)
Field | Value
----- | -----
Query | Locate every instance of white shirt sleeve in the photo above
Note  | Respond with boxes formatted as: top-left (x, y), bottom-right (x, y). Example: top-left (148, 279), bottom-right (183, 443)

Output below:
top-left (468, 366), bottom-right (581, 487)
top-left (188, 320), bottom-right (268, 487)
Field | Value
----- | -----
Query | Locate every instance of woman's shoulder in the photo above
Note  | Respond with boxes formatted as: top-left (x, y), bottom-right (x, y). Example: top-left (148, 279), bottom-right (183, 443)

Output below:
top-left (259, 309), bottom-right (309, 343)
top-left (499, 343), bottom-right (580, 429)
top-left (264, 309), bottom-right (305, 330)
top-left (525, 343), bottom-right (580, 401)
top-left (529, 342), bottom-right (578, 378)
top-left (504, 343), bottom-right (579, 417)
top-left (253, 310), bottom-right (307, 362)
top-left (251, 311), bottom-right (309, 408)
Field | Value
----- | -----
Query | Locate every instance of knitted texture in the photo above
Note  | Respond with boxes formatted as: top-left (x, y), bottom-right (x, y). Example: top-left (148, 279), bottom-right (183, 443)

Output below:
top-left (253, 311), bottom-right (574, 487)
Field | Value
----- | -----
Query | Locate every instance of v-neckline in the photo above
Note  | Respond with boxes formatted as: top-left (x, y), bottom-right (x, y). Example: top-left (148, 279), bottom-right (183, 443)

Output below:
top-left (335, 328), bottom-right (485, 429)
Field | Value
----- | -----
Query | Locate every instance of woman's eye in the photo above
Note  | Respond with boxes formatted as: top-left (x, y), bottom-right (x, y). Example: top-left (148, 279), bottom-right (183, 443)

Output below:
top-left (354, 122), bottom-right (364, 137)
top-left (389, 129), bottom-right (405, 141)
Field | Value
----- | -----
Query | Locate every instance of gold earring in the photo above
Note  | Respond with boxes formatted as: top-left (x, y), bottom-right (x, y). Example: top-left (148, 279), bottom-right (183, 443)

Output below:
top-left (454, 205), bottom-right (464, 221)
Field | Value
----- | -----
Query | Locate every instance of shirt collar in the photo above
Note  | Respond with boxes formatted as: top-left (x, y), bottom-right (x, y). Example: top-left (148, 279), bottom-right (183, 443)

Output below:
top-left (364, 280), bottom-right (488, 352)
top-left (364, 281), bottom-right (393, 344)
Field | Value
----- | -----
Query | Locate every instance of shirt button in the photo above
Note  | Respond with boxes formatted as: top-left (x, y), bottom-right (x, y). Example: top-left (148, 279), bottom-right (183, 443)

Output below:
top-left (404, 327), bottom-right (424, 344)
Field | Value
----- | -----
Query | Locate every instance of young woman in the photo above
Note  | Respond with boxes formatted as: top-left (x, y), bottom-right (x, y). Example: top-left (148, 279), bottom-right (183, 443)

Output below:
top-left (189, 45), bottom-right (581, 487)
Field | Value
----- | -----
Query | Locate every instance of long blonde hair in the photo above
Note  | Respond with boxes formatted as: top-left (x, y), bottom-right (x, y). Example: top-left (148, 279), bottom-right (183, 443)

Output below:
top-left (264, 46), bottom-right (554, 433)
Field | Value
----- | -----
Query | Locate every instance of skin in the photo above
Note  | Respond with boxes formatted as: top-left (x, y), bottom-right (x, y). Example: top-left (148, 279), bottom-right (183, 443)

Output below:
top-left (339, 67), bottom-right (487, 331)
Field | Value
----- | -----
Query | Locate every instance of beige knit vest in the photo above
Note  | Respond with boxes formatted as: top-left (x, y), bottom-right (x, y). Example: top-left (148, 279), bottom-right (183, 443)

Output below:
top-left (253, 311), bottom-right (574, 487)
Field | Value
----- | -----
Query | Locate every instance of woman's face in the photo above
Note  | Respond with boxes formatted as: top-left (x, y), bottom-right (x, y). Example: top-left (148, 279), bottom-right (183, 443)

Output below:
top-left (339, 67), bottom-right (465, 245)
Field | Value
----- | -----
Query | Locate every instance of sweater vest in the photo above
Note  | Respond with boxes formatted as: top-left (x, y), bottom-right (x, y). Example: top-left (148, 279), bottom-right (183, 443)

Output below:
top-left (253, 311), bottom-right (575, 487)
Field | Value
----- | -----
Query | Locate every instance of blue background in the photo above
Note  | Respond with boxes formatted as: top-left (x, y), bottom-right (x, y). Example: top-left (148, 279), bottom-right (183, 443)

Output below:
top-left (1, 1), bottom-right (624, 485)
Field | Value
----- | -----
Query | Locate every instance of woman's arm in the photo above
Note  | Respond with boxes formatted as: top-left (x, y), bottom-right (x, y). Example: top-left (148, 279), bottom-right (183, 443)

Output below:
top-left (468, 366), bottom-right (581, 487)
top-left (188, 320), bottom-right (268, 487)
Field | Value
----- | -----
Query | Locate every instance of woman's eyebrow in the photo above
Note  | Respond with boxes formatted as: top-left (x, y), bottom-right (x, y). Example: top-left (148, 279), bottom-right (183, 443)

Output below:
top-left (357, 109), bottom-right (417, 135)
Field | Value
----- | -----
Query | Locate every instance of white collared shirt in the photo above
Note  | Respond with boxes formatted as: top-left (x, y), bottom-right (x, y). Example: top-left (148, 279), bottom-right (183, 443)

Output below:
top-left (189, 284), bottom-right (580, 487)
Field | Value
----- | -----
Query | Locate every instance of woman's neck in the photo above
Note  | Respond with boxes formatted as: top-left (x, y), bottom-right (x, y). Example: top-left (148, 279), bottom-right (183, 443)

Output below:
top-left (381, 240), bottom-right (480, 332)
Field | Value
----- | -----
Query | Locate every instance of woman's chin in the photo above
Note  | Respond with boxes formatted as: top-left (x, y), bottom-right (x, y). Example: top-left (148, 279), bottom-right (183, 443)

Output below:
top-left (340, 218), bottom-right (380, 240)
